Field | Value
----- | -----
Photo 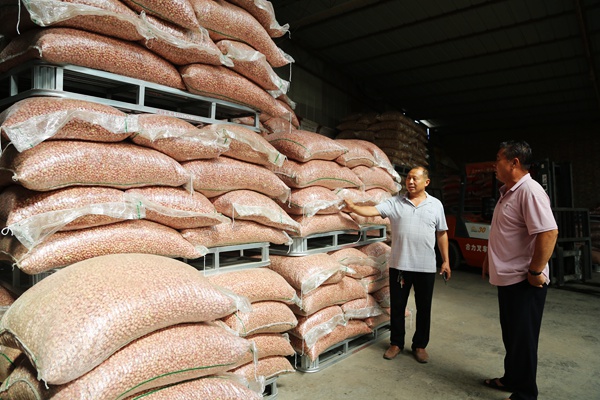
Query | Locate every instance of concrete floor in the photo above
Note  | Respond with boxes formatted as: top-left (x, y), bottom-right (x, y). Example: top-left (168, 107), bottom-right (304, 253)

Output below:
top-left (276, 268), bottom-right (600, 400)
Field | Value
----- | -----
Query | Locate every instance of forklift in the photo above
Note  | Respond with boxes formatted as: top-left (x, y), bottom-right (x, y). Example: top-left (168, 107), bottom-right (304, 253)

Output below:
top-left (442, 159), bottom-right (592, 286)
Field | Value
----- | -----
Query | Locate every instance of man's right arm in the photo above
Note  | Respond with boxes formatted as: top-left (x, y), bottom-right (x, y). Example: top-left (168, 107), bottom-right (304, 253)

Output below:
top-left (344, 199), bottom-right (382, 217)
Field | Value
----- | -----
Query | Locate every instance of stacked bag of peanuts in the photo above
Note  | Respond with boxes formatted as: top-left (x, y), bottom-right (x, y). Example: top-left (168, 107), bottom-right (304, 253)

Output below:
top-left (0, 0), bottom-right (407, 394)
top-left (0, 253), bottom-right (273, 398)
top-left (0, 0), bottom-right (297, 127)
top-left (0, 94), bottom-right (304, 397)
top-left (253, 130), bottom-right (402, 365)
top-left (335, 111), bottom-right (429, 170)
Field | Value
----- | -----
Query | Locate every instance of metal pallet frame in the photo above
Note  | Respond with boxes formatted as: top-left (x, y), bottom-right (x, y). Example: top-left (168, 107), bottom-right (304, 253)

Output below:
top-left (263, 377), bottom-right (279, 399)
top-left (9, 267), bottom-right (56, 289)
top-left (293, 322), bottom-right (391, 373)
top-left (0, 61), bottom-right (260, 128)
top-left (269, 225), bottom-right (387, 256)
top-left (185, 242), bottom-right (270, 276)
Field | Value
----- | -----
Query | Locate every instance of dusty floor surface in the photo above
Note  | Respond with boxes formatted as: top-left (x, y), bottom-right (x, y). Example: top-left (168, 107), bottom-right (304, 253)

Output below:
top-left (275, 268), bottom-right (600, 400)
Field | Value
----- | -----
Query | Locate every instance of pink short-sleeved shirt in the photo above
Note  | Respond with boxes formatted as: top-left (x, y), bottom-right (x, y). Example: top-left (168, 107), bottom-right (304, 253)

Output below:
top-left (488, 174), bottom-right (558, 286)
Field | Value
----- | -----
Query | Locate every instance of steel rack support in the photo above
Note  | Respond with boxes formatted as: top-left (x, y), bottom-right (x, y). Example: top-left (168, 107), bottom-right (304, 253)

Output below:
top-left (185, 242), bottom-right (270, 276)
top-left (269, 225), bottom-right (387, 256)
top-left (293, 322), bottom-right (391, 373)
top-left (263, 377), bottom-right (279, 399)
top-left (0, 61), bottom-right (260, 129)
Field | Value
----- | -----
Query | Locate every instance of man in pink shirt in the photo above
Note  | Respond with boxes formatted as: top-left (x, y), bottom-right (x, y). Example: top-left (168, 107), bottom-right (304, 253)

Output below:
top-left (483, 141), bottom-right (558, 400)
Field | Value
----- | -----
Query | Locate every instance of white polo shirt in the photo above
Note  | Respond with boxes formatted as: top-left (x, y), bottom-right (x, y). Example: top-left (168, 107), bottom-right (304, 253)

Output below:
top-left (376, 192), bottom-right (448, 273)
top-left (488, 174), bottom-right (558, 286)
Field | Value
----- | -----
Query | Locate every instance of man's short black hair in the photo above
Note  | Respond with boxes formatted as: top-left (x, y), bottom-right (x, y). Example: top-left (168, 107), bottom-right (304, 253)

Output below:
top-left (499, 141), bottom-right (532, 169)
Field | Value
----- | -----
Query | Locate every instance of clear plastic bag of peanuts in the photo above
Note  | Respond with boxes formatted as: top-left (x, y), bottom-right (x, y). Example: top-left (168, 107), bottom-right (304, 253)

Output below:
top-left (0, 253), bottom-right (252, 385)
top-left (131, 114), bottom-right (229, 161)
top-left (1, 186), bottom-right (146, 249)
top-left (226, 0), bottom-right (289, 38)
top-left (0, 97), bottom-right (138, 152)
top-left (216, 40), bottom-right (289, 96)
top-left (289, 305), bottom-right (346, 349)
top-left (204, 123), bottom-right (286, 167)
top-left (17, 0), bottom-right (148, 41)
top-left (139, 13), bottom-right (231, 67)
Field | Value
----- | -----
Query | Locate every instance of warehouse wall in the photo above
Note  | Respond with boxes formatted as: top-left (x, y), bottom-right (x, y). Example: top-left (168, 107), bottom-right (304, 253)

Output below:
top-left (276, 41), bottom-right (367, 130)
top-left (430, 122), bottom-right (600, 211)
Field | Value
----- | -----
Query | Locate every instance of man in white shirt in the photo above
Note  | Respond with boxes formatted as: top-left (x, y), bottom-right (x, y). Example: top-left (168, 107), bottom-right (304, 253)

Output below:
top-left (346, 166), bottom-right (451, 363)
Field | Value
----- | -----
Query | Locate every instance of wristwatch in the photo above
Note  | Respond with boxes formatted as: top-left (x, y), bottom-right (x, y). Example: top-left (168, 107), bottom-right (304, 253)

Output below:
top-left (528, 269), bottom-right (543, 276)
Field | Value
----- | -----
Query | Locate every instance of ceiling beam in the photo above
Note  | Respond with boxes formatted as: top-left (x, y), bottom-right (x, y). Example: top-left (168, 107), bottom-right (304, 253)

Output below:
top-left (287, 0), bottom-right (394, 33)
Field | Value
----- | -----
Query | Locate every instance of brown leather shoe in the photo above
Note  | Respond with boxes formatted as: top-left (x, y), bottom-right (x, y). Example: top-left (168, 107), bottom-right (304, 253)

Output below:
top-left (383, 345), bottom-right (402, 360)
top-left (412, 348), bottom-right (429, 363)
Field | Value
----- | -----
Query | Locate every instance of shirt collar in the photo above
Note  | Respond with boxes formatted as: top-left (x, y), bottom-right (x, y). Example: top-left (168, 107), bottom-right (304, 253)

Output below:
top-left (499, 173), bottom-right (531, 196)
top-left (402, 191), bottom-right (430, 205)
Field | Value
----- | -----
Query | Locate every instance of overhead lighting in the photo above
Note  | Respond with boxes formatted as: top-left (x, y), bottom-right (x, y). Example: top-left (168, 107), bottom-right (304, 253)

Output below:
top-left (418, 119), bottom-right (435, 128)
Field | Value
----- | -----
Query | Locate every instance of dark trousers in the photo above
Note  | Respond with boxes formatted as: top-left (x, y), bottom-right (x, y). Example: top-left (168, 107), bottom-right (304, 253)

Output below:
top-left (389, 269), bottom-right (435, 350)
top-left (498, 280), bottom-right (548, 400)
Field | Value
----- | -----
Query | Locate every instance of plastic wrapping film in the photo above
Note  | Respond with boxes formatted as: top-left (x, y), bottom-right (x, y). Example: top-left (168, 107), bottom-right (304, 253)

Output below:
top-left (334, 139), bottom-right (378, 168)
top-left (0, 28), bottom-right (186, 88)
top-left (211, 123), bottom-right (286, 167)
top-left (271, 159), bottom-right (363, 191)
top-left (359, 241), bottom-right (391, 268)
top-left (139, 12), bottom-right (232, 67)
top-left (131, 115), bottom-right (229, 161)
top-left (20, 0), bottom-right (148, 41)
top-left (180, 63), bottom-right (292, 121)
top-left (0, 141), bottom-right (191, 191)
top-left (122, 374), bottom-right (264, 400)
top-left (191, 0), bottom-right (293, 68)
top-left (0, 253), bottom-right (251, 385)
top-left (0, 356), bottom-right (46, 400)
top-left (212, 189), bottom-right (301, 234)
top-left (3, 198), bottom-right (145, 250)
top-left (207, 268), bottom-right (300, 305)
top-left (125, 188), bottom-right (230, 229)
top-left (220, 300), bottom-right (298, 337)
top-left (291, 320), bottom-right (373, 361)
top-left (240, 333), bottom-right (295, 364)
top-left (291, 276), bottom-right (368, 317)
top-left (352, 165), bottom-right (402, 194)
top-left (341, 295), bottom-right (384, 320)
top-left (182, 157), bottom-right (291, 202)
top-left (227, 0), bottom-right (289, 37)
top-left (121, 0), bottom-right (200, 30)
top-left (296, 312), bottom-right (346, 350)
top-left (268, 253), bottom-right (346, 295)
top-left (329, 247), bottom-right (379, 269)
top-left (266, 129), bottom-right (349, 162)
top-left (216, 39), bottom-right (289, 95)
top-left (279, 186), bottom-right (344, 218)
top-left (291, 212), bottom-right (361, 237)
top-left (0, 97), bottom-right (138, 152)
top-left (0, 186), bottom-right (138, 247)
top-left (181, 219), bottom-right (292, 248)
top-left (0, 220), bottom-right (210, 274)
top-left (230, 355), bottom-right (294, 384)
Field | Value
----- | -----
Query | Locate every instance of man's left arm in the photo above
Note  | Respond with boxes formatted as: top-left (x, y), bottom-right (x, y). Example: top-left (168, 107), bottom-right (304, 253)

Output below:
top-left (527, 229), bottom-right (559, 287)
top-left (436, 230), bottom-right (451, 280)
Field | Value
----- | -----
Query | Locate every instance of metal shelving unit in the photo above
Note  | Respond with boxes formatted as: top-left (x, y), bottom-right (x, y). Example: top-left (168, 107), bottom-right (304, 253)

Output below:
top-left (292, 321), bottom-right (390, 373)
top-left (0, 61), bottom-right (260, 129)
top-left (185, 242), bottom-right (270, 276)
top-left (269, 225), bottom-right (387, 256)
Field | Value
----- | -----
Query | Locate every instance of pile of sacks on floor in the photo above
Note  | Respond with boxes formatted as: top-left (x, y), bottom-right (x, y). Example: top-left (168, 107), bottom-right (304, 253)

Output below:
top-left (335, 111), bottom-right (429, 170)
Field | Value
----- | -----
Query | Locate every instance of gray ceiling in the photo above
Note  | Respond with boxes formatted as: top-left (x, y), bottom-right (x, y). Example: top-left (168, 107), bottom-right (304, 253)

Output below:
top-left (271, 0), bottom-right (600, 136)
